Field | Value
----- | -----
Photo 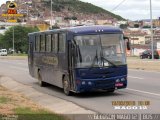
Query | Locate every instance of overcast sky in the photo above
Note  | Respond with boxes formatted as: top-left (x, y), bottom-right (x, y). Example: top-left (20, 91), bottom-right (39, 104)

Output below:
top-left (1, 0), bottom-right (160, 20)
top-left (80, 0), bottom-right (160, 20)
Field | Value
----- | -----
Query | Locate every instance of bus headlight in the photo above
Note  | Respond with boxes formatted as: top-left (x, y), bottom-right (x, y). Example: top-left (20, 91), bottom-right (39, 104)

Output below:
top-left (121, 78), bottom-right (126, 82)
top-left (88, 82), bottom-right (92, 85)
top-left (116, 79), bottom-right (120, 82)
top-left (82, 81), bottom-right (86, 85)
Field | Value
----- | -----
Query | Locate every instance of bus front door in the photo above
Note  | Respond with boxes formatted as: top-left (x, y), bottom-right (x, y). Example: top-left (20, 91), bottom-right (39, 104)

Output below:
top-left (29, 42), bottom-right (33, 65)
top-left (28, 42), bottom-right (34, 76)
top-left (68, 42), bottom-right (76, 90)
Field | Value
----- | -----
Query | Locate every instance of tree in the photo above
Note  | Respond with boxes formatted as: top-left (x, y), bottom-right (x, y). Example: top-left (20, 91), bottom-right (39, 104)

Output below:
top-left (71, 16), bottom-right (77, 20)
top-left (50, 23), bottom-right (60, 30)
top-left (64, 16), bottom-right (77, 20)
top-left (119, 24), bottom-right (128, 29)
top-left (134, 24), bottom-right (139, 28)
top-left (64, 16), bottom-right (71, 20)
top-left (0, 34), bottom-right (3, 49)
top-left (0, 26), bottom-right (39, 53)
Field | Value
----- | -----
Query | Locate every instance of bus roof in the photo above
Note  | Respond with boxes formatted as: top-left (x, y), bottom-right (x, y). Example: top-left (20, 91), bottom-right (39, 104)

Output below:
top-left (28, 25), bottom-right (122, 35)
top-left (66, 25), bottom-right (122, 34)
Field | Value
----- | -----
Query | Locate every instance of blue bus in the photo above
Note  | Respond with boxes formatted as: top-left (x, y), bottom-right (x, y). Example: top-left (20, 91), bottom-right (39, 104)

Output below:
top-left (28, 25), bottom-right (130, 95)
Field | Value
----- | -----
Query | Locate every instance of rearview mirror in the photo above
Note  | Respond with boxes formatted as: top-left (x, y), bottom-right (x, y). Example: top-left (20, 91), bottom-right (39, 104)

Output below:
top-left (124, 36), bottom-right (131, 50)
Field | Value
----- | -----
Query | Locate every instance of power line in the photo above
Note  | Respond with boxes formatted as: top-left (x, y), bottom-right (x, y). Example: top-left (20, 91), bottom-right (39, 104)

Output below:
top-left (111, 0), bottom-right (127, 11)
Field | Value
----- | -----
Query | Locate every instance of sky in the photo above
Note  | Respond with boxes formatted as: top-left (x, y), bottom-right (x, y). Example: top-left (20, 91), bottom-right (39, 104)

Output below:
top-left (80, 0), bottom-right (160, 20)
top-left (1, 0), bottom-right (160, 20)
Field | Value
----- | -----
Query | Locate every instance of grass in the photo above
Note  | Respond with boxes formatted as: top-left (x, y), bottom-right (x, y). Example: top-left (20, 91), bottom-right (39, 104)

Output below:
top-left (127, 56), bottom-right (139, 60)
top-left (14, 107), bottom-right (66, 120)
top-left (0, 96), bottom-right (10, 104)
top-left (0, 55), bottom-right (27, 60)
top-left (0, 85), bottom-right (68, 120)
top-left (9, 53), bottom-right (27, 56)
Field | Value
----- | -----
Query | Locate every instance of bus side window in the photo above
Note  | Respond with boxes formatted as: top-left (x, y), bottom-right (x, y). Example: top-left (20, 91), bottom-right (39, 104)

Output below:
top-left (58, 33), bottom-right (66, 53)
top-left (46, 34), bottom-right (52, 52)
top-left (52, 34), bottom-right (58, 53)
top-left (34, 36), bottom-right (36, 52)
top-left (29, 42), bottom-right (33, 52)
top-left (40, 34), bottom-right (46, 52)
top-left (35, 35), bottom-right (40, 52)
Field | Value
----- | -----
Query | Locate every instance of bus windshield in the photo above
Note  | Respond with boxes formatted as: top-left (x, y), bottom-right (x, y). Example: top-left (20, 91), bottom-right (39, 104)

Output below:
top-left (74, 34), bottom-right (126, 68)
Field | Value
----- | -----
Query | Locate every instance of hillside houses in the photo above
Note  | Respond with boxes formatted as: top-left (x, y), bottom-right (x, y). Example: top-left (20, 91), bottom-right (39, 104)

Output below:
top-left (124, 28), bottom-right (160, 56)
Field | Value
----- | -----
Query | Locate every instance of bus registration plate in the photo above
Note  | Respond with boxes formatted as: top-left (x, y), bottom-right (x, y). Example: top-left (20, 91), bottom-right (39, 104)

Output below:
top-left (115, 83), bottom-right (123, 87)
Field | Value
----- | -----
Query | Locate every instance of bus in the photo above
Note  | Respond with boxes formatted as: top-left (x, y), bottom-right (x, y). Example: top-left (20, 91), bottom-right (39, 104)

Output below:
top-left (28, 25), bottom-right (130, 95)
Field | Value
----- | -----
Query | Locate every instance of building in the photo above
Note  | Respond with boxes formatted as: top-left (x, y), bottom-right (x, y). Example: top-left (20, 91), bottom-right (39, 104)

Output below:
top-left (124, 29), bottom-right (148, 56)
top-left (69, 20), bottom-right (80, 26)
top-left (153, 19), bottom-right (160, 27)
top-left (96, 20), bottom-right (113, 25)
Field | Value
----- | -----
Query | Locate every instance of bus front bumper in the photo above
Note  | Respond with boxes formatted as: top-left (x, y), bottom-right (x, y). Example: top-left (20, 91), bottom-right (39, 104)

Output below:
top-left (75, 76), bottom-right (127, 93)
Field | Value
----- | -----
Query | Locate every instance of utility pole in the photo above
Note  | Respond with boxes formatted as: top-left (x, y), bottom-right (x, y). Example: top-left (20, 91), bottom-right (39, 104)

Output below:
top-left (27, 4), bottom-right (29, 22)
top-left (13, 26), bottom-right (15, 54)
top-left (150, 0), bottom-right (154, 59)
top-left (51, 0), bottom-right (53, 29)
top-left (25, 1), bottom-right (30, 22)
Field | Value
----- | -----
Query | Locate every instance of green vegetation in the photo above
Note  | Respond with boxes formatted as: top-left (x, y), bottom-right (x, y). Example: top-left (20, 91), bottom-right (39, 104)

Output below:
top-left (0, 96), bottom-right (10, 104)
top-left (0, 34), bottom-right (3, 47)
top-left (44, 0), bottom-right (124, 20)
top-left (14, 107), bottom-right (66, 120)
top-left (0, 86), bottom-right (67, 120)
top-left (9, 53), bottom-right (28, 56)
top-left (119, 24), bottom-right (128, 29)
top-left (0, 26), bottom-right (39, 53)
top-left (134, 24), bottom-right (140, 28)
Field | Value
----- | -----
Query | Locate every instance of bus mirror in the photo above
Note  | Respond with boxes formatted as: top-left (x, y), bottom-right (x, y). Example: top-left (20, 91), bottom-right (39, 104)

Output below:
top-left (126, 41), bottom-right (131, 50)
top-left (71, 47), bottom-right (77, 57)
top-left (124, 37), bottom-right (131, 50)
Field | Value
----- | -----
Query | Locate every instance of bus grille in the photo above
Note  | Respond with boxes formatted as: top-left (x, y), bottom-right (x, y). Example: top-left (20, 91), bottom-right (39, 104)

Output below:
top-left (95, 80), bottom-right (115, 87)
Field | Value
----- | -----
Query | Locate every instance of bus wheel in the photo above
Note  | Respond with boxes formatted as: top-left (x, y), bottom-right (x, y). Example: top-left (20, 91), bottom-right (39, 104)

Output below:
top-left (38, 71), bottom-right (46, 87)
top-left (63, 76), bottom-right (72, 96)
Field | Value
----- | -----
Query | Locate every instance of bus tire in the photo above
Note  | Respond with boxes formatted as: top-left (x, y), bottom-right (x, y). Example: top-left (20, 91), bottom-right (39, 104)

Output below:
top-left (63, 75), bottom-right (72, 96)
top-left (38, 70), bottom-right (46, 87)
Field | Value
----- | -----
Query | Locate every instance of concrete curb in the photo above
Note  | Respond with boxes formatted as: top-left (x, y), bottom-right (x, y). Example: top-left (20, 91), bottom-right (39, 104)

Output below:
top-left (0, 76), bottom-right (95, 115)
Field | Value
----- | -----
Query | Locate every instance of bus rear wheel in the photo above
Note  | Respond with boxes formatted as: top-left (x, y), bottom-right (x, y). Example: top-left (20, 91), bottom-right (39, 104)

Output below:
top-left (63, 76), bottom-right (72, 96)
top-left (38, 70), bottom-right (46, 87)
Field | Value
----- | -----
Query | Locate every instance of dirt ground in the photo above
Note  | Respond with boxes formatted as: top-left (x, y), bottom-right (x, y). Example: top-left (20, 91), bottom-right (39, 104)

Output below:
top-left (127, 57), bottom-right (160, 72)
top-left (0, 83), bottom-right (68, 120)
top-left (0, 85), bottom-right (47, 115)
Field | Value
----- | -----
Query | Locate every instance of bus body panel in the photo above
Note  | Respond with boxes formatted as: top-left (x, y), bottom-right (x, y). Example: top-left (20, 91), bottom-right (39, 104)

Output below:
top-left (28, 35), bottom-right (35, 77)
top-left (75, 65), bottom-right (127, 92)
top-left (28, 31), bottom-right (69, 88)
top-left (33, 52), bottom-right (65, 88)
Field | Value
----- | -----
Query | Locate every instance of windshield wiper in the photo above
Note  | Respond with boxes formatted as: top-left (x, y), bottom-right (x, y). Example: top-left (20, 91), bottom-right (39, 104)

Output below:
top-left (77, 45), bottom-right (82, 63)
top-left (99, 46), bottom-right (117, 68)
top-left (101, 56), bottom-right (117, 68)
top-left (89, 50), bottom-right (98, 69)
top-left (72, 40), bottom-right (82, 63)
